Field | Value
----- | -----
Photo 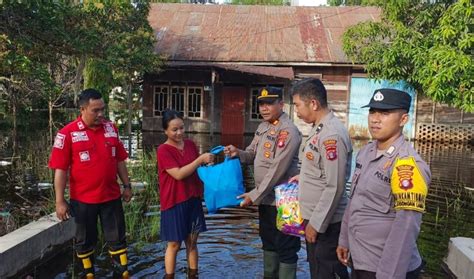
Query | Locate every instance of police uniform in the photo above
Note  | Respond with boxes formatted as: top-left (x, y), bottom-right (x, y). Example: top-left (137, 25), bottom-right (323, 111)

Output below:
top-left (299, 111), bottom-right (352, 279)
top-left (49, 116), bottom-right (129, 277)
top-left (237, 87), bottom-right (302, 278)
top-left (338, 89), bottom-right (430, 279)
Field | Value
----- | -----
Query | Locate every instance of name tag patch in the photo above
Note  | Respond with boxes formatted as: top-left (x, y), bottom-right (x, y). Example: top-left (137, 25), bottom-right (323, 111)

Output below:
top-left (71, 131), bottom-right (89, 143)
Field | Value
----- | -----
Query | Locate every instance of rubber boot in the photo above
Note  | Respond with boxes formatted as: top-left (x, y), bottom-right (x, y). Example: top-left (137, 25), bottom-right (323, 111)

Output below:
top-left (77, 250), bottom-right (95, 279)
top-left (187, 268), bottom-right (198, 279)
top-left (278, 262), bottom-right (297, 279)
top-left (109, 248), bottom-right (129, 278)
top-left (263, 250), bottom-right (279, 278)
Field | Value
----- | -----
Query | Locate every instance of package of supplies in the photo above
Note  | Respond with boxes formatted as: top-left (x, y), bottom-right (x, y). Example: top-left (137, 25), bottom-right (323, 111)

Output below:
top-left (197, 146), bottom-right (244, 214)
top-left (274, 182), bottom-right (305, 237)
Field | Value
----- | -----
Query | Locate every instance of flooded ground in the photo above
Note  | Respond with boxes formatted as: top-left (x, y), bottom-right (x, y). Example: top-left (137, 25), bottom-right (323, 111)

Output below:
top-left (2, 132), bottom-right (474, 278)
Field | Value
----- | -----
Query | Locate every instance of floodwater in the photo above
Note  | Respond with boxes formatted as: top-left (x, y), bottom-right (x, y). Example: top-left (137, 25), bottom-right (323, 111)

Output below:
top-left (2, 132), bottom-right (474, 278)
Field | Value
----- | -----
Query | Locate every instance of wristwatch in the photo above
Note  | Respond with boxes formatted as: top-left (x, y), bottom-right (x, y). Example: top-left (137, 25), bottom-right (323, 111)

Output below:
top-left (122, 183), bottom-right (132, 190)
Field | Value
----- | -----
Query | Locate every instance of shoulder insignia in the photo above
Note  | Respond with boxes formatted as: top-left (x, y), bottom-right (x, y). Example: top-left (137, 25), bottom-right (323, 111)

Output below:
top-left (323, 139), bottom-right (337, 161)
top-left (391, 156), bottom-right (428, 212)
top-left (53, 133), bottom-right (66, 149)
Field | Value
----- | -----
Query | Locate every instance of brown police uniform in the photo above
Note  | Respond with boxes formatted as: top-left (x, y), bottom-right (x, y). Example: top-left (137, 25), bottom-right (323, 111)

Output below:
top-left (237, 87), bottom-right (302, 277)
top-left (339, 89), bottom-right (430, 279)
top-left (298, 111), bottom-right (352, 278)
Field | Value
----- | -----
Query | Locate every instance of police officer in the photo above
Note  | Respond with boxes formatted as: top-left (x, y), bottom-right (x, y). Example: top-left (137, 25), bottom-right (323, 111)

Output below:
top-left (336, 89), bottom-right (430, 279)
top-left (224, 87), bottom-right (302, 279)
top-left (289, 78), bottom-right (351, 279)
top-left (49, 89), bottom-right (132, 278)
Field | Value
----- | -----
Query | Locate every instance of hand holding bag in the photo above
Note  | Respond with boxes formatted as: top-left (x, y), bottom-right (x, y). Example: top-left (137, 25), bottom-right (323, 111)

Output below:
top-left (197, 146), bottom-right (245, 214)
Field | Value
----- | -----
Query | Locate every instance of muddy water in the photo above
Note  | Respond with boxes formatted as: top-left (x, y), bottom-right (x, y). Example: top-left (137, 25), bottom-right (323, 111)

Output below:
top-left (6, 133), bottom-right (474, 278)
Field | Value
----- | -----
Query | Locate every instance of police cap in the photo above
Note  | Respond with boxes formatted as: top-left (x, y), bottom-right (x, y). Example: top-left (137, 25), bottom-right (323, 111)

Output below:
top-left (362, 88), bottom-right (411, 112)
top-left (257, 87), bottom-right (283, 104)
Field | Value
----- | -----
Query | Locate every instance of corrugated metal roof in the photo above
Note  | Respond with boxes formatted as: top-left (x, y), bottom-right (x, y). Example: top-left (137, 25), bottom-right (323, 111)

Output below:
top-left (148, 3), bottom-right (380, 64)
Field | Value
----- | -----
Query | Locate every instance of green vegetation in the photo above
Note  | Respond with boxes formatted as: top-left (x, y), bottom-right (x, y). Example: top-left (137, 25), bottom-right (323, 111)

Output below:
top-left (342, 0), bottom-right (473, 112)
top-left (0, 1), bottom-right (162, 149)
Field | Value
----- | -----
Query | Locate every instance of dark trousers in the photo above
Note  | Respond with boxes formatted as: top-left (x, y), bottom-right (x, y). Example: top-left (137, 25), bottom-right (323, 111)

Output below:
top-left (306, 222), bottom-right (349, 279)
top-left (70, 198), bottom-right (127, 253)
top-left (259, 204), bottom-right (301, 264)
top-left (351, 261), bottom-right (424, 279)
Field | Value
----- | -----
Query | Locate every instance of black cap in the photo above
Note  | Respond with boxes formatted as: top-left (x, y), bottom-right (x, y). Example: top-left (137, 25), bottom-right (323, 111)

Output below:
top-left (257, 87), bottom-right (283, 103)
top-left (362, 88), bottom-right (411, 112)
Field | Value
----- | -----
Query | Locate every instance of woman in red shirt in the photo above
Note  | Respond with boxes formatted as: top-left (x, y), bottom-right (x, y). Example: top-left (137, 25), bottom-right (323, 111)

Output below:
top-left (157, 109), bottom-right (214, 279)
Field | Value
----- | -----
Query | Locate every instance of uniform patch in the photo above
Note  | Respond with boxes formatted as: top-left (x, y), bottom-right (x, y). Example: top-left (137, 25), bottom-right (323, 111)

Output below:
top-left (71, 131), bottom-right (89, 143)
top-left (323, 139), bottom-right (337, 161)
top-left (277, 131), bottom-right (289, 148)
top-left (79, 151), bottom-right (90, 162)
top-left (111, 146), bottom-right (116, 157)
top-left (77, 121), bottom-right (85, 130)
top-left (264, 142), bottom-right (272, 149)
top-left (305, 152), bottom-right (314, 160)
top-left (104, 123), bottom-right (117, 138)
top-left (264, 151), bottom-right (271, 158)
top-left (53, 133), bottom-right (66, 149)
top-left (391, 156), bottom-right (428, 212)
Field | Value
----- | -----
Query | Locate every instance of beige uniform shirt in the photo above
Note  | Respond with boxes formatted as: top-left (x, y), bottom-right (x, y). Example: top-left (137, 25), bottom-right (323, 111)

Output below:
top-left (239, 113), bottom-right (301, 205)
top-left (339, 135), bottom-right (431, 278)
top-left (298, 112), bottom-right (352, 233)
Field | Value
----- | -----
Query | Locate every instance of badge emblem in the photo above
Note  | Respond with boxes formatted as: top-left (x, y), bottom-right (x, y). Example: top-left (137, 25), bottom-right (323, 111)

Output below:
top-left (374, 91), bottom-right (384, 101)
top-left (79, 151), bottom-right (90, 162)
top-left (306, 152), bottom-right (314, 160)
top-left (77, 121), bottom-right (85, 130)
top-left (53, 133), bottom-right (65, 149)
top-left (323, 139), bottom-right (338, 161)
top-left (71, 131), bottom-right (89, 143)
top-left (261, 88), bottom-right (268, 97)
top-left (264, 151), bottom-right (271, 158)
top-left (264, 142), bottom-right (272, 149)
top-left (395, 164), bottom-right (415, 190)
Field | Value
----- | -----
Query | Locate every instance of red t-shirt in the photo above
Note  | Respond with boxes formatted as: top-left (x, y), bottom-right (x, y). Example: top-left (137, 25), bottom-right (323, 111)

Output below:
top-left (48, 117), bottom-right (128, 203)
top-left (157, 139), bottom-right (204, 211)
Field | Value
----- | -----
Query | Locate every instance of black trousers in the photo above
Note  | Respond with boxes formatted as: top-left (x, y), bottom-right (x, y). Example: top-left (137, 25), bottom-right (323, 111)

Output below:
top-left (259, 204), bottom-right (301, 264)
top-left (351, 261), bottom-right (424, 279)
top-left (70, 198), bottom-right (127, 253)
top-left (306, 222), bottom-right (349, 279)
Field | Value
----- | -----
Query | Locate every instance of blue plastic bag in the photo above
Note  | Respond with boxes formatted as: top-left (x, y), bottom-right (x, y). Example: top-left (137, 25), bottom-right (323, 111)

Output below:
top-left (197, 146), bottom-right (244, 214)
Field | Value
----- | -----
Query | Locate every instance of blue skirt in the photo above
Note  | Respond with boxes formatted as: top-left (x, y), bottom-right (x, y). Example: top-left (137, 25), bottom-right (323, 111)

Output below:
top-left (160, 197), bottom-right (207, 242)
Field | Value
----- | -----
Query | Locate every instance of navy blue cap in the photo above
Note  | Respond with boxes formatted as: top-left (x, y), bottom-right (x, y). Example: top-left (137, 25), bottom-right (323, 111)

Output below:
top-left (257, 87), bottom-right (283, 103)
top-left (362, 88), bottom-right (411, 112)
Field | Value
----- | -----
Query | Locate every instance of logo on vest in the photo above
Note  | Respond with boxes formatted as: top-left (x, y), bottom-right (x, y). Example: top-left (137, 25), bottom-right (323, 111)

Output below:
top-left (71, 131), bottom-right (89, 143)
top-left (373, 91), bottom-right (384, 101)
top-left (79, 151), bottom-right (90, 162)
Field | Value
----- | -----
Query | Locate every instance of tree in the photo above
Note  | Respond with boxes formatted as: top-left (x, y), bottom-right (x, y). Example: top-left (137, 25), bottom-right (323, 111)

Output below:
top-left (0, 1), bottom-right (162, 145)
top-left (342, 0), bottom-right (473, 112)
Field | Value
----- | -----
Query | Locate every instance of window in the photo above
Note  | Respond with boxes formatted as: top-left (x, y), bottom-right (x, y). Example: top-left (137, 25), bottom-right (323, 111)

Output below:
top-left (153, 85), bottom-right (203, 118)
top-left (250, 88), bottom-right (263, 120)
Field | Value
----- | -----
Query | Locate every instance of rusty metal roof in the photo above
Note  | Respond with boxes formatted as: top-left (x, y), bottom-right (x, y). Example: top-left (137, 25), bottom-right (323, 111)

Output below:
top-left (148, 3), bottom-right (380, 64)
